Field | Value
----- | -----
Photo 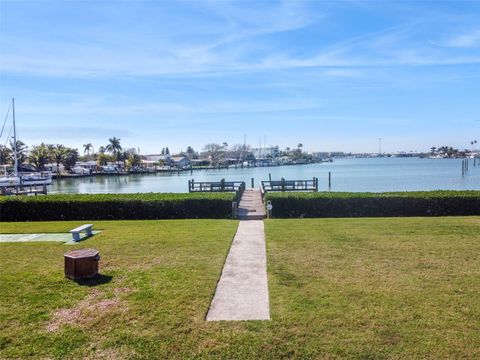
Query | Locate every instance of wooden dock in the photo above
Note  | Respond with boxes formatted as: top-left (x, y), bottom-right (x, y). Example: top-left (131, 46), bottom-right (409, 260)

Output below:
top-left (0, 184), bottom-right (48, 196)
top-left (261, 177), bottom-right (318, 193)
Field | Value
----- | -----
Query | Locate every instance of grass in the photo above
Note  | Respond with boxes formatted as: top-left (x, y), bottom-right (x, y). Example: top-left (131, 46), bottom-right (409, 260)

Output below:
top-left (265, 217), bottom-right (480, 358)
top-left (1, 217), bottom-right (479, 359)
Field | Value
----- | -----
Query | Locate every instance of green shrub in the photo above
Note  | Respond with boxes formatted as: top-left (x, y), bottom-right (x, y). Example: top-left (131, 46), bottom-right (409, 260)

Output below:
top-left (0, 193), bottom-right (235, 221)
top-left (265, 191), bottom-right (480, 218)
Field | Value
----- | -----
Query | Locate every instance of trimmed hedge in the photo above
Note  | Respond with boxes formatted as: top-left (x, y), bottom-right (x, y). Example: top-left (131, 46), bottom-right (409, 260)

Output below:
top-left (0, 193), bottom-right (236, 221)
top-left (265, 191), bottom-right (480, 218)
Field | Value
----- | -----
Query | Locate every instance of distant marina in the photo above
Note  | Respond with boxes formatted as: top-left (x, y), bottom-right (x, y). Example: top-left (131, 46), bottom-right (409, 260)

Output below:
top-left (49, 157), bottom-right (480, 194)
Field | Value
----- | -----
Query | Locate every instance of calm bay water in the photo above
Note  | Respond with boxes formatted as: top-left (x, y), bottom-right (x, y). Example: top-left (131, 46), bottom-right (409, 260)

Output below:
top-left (50, 158), bottom-right (480, 194)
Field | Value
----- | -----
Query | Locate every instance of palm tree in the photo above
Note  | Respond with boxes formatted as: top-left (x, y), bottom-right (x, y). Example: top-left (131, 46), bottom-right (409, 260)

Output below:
top-left (98, 146), bottom-right (106, 154)
top-left (28, 144), bottom-right (50, 171)
top-left (83, 143), bottom-right (93, 156)
top-left (106, 137), bottom-right (122, 157)
top-left (127, 153), bottom-right (141, 169)
top-left (51, 144), bottom-right (67, 176)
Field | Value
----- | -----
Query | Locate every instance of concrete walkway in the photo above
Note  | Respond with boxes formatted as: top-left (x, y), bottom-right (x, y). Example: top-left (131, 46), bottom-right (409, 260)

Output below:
top-left (206, 220), bottom-right (270, 321)
top-left (0, 232), bottom-right (100, 244)
top-left (237, 189), bottom-right (266, 220)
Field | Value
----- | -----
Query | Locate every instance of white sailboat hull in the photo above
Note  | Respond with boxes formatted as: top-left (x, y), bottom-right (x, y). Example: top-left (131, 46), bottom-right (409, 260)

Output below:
top-left (0, 173), bottom-right (52, 187)
top-left (0, 177), bottom-right (20, 187)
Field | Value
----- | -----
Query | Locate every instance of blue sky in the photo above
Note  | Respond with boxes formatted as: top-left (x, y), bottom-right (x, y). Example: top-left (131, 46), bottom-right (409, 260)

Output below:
top-left (1, 0), bottom-right (479, 154)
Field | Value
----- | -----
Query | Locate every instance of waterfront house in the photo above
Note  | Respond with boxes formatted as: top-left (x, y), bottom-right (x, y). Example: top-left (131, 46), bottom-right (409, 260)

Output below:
top-left (171, 156), bottom-right (190, 168)
top-left (144, 154), bottom-right (171, 163)
top-left (75, 161), bottom-right (97, 171)
top-left (45, 163), bottom-right (65, 173)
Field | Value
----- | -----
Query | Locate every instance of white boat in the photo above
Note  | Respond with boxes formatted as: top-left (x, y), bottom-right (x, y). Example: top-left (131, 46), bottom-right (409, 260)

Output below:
top-left (0, 175), bottom-right (19, 187)
top-left (0, 173), bottom-right (53, 187)
top-left (72, 166), bottom-right (90, 175)
top-left (20, 172), bottom-right (52, 185)
top-left (0, 98), bottom-right (52, 188)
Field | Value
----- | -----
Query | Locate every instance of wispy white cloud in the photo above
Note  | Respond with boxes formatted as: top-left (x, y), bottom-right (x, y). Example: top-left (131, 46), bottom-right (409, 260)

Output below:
top-left (430, 28), bottom-right (480, 48)
top-left (1, 1), bottom-right (479, 79)
top-left (23, 126), bottom-right (136, 141)
top-left (1, 0), bottom-right (320, 78)
top-left (16, 97), bottom-right (320, 118)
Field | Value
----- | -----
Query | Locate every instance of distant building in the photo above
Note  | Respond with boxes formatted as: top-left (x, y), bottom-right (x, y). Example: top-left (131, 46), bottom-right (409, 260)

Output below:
top-left (312, 152), bottom-right (330, 160)
top-left (251, 147), bottom-right (279, 158)
top-left (144, 154), bottom-right (171, 162)
top-left (170, 156), bottom-right (190, 168)
top-left (45, 163), bottom-right (65, 172)
top-left (75, 161), bottom-right (97, 170)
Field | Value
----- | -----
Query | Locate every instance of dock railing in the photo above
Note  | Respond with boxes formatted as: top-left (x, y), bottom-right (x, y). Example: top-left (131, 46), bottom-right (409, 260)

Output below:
top-left (261, 177), bottom-right (318, 193)
top-left (188, 179), bottom-right (245, 219)
top-left (188, 179), bottom-right (245, 201)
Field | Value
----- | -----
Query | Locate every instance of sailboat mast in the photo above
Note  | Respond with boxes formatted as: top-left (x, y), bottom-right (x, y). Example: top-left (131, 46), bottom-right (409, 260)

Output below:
top-left (12, 98), bottom-right (18, 177)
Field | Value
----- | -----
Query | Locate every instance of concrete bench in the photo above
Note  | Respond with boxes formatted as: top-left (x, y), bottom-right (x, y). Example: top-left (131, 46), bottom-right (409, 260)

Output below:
top-left (70, 224), bottom-right (93, 242)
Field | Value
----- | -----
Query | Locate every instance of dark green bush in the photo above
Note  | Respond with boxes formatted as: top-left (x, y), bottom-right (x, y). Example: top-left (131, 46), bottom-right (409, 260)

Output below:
top-left (0, 193), bottom-right (235, 221)
top-left (265, 191), bottom-right (480, 218)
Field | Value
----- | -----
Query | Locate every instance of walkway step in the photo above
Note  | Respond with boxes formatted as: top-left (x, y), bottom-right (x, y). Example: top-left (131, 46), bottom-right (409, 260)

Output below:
top-left (206, 220), bottom-right (270, 321)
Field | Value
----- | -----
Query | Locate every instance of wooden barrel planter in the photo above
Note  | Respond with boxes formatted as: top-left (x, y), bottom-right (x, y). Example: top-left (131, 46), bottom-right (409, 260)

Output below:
top-left (64, 249), bottom-right (100, 280)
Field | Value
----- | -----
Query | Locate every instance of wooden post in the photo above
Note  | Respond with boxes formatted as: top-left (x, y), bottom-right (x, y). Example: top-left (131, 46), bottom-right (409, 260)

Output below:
top-left (462, 160), bottom-right (465, 176)
top-left (269, 173), bottom-right (272, 181)
top-left (314, 177), bottom-right (318, 192)
top-left (328, 172), bottom-right (331, 190)
top-left (251, 177), bottom-right (254, 188)
top-left (281, 177), bottom-right (285, 192)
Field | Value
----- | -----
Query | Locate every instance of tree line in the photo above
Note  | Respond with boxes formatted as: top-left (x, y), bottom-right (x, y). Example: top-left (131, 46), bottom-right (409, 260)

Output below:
top-left (0, 136), bottom-right (142, 173)
top-left (0, 135), bottom-right (313, 172)
top-left (0, 140), bottom-right (78, 174)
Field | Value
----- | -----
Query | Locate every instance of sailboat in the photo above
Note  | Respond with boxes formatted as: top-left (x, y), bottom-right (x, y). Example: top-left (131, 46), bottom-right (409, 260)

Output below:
top-left (0, 98), bottom-right (52, 188)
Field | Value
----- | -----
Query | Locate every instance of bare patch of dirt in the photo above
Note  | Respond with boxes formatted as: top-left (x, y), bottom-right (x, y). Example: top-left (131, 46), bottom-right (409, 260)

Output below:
top-left (113, 287), bottom-right (132, 295)
top-left (46, 308), bottom-right (82, 332)
top-left (46, 287), bottom-right (130, 333)
top-left (86, 346), bottom-right (137, 360)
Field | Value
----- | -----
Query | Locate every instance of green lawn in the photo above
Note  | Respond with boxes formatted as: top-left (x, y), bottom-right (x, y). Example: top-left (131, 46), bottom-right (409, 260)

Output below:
top-left (265, 217), bottom-right (480, 358)
top-left (1, 217), bottom-right (479, 359)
